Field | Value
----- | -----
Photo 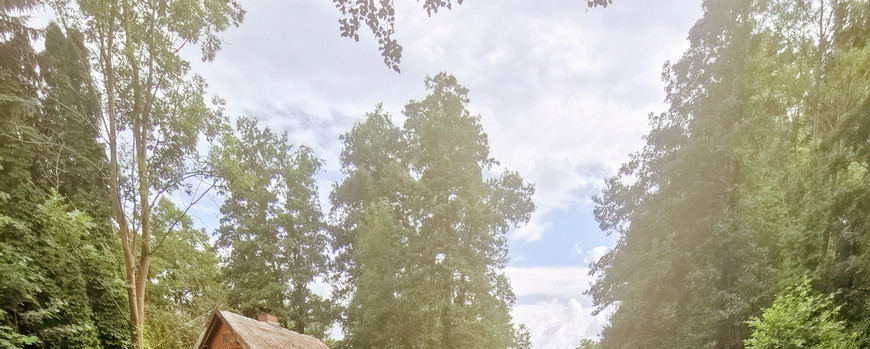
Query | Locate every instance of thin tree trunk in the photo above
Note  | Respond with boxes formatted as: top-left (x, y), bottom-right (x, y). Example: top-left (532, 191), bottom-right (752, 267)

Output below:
top-left (99, 13), bottom-right (142, 348)
top-left (123, 2), bottom-right (152, 346)
top-left (132, 119), bottom-right (151, 349)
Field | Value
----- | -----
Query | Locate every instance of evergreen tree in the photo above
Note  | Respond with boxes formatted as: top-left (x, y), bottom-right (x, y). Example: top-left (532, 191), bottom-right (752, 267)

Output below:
top-left (590, 0), bottom-right (870, 347)
top-left (590, 0), bottom-right (778, 347)
top-left (215, 117), bottom-right (333, 337)
top-left (0, 22), bottom-right (130, 349)
top-left (332, 74), bottom-right (535, 348)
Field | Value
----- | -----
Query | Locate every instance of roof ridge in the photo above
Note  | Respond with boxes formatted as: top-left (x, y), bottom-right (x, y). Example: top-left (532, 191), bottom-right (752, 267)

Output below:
top-left (216, 310), bottom-right (329, 349)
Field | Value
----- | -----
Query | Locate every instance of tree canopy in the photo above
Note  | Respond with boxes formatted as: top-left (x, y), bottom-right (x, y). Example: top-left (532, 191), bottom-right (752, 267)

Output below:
top-left (7, 0), bottom-right (870, 348)
top-left (45, 0), bottom-right (244, 346)
top-left (214, 117), bottom-right (333, 338)
top-left (1, 23), bottom-right (130, 349)
top-left (590, 0), bottom-right (870, 347)
top-left (331, 73), bottom-right (535, 348)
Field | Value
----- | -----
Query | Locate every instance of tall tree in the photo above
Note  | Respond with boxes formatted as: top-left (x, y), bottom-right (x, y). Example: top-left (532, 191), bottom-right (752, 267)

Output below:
top-left (48, 1), bottom-right (244, 347)
top-left (38, 22), bottom-right (132, 348)
top-left (215, 117), bottom-right (333, 338)
top-left (1, 22), bottom-right (130, 348)
top-left (331, 74), bottom-right (535, 348)
top-left (590, 0), bottom-right (870, 347)
top-left (589, 0), bottom-right (779, 347)
top-left (329, 105), bottom-right (416, 348)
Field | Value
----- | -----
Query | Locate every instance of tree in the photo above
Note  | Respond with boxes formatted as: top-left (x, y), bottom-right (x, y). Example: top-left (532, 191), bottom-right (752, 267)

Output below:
top-left (512, 324), bottom-right (532, 349)
top-left (0, 194), bottom-right (103, 348)
top-left (745, 278), bottom-right (856, 348)
top-left (332, 73), bottom-right (535, 348)
top-left (589, 0), bottom-right (780, 347)
top-left (144, 198), bottom-right (225, 349)
top-left (38, 23), bottom-right (132, 349)
top-left (329, 105), bottom-right (415, 348)
top-left (576, 338), bottom-right (601, 349)
top-left (589, 0), bottom-right (870, 347)
top-left (215, 117), bottom-right (333, 338)
top-left (0, 0), bottom-right (40, 37)
top-left (1, 22), bottom-right (130, 348)
top-left (47, 1), bottom-right (244, 347)
top-left (332, 0), bottom-right (612, 72)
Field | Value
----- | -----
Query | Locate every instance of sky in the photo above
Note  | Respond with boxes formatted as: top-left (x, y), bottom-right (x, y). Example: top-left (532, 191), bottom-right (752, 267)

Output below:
top-left (178, 1), bottom-right (703, 347)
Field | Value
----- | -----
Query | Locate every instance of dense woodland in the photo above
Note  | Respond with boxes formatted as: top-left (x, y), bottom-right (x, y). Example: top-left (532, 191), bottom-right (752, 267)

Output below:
top-left (590, 0), bottom-right (870, 348)
top-left (1, 0), bottom-right (870, 348)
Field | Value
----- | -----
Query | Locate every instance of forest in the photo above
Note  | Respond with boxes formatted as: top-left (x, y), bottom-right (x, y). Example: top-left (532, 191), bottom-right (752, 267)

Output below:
top-left (1, 0), bottom-right (870, 348)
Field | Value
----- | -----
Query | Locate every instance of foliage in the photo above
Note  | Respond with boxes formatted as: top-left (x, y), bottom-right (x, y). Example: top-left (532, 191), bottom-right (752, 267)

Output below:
top-left (576, 338), bottom-right (601, 349)
top-left (590, 0), bottom-right (870, 347)
top-left (46, 0), bottom-right (244, 346)
top-left (0, 0), bottom-right (41, 38)
top-left (143, 198), bottom-right (225, 349)
top-left (8, 0), bottom-right (870, 348)
top-left (744, 278), bottom-right (856, 349)
top-left (590, 1), bottom-right (775, 347)
top-left (0, 21), bottom-right (130, 348)
top-left (0, 192), bottom-right (117, 348)
top-left (512, 324), bottom-right (532, 349)
top-left (331, 74), bottom-right (535, 348)
top-left (215, 117), bottom-right (333, 338)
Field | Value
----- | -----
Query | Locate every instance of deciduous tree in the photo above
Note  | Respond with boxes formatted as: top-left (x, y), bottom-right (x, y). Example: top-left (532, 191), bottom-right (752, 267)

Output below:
top-left (48, 0), bottom-right (244, 347)
top-left (745, 278), bottom-right (856, 348)
top-left (144, 198), bottom-right (225, 349)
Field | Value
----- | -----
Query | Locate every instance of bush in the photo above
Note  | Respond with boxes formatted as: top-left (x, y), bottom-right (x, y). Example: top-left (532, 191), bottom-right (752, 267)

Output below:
top-left (745, 278), bottom-right (856, 348)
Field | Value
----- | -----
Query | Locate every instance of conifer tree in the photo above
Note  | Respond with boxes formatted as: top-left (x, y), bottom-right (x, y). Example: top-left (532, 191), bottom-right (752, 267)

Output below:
top-left (332, 74), bottom-right (535, 348)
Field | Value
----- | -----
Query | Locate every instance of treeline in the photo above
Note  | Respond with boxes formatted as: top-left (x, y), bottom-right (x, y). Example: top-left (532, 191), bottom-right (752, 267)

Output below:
top-left (0, 2), bottom-right (535, 349)
top-left (1, 22), bottom-right (131, 348)
top-left (590, 0), bottom-right (870, 348)
top-left (0, 16), bottom-right (238, 349)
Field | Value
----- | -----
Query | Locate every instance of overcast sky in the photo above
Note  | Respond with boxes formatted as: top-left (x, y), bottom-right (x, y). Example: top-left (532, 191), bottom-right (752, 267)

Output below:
top-left (180, 1), bottom-right (703, 347)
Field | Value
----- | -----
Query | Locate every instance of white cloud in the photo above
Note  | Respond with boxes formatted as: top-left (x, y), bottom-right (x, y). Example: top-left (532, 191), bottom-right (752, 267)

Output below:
top-left (507, 266), bottom-right (592, 301)
top-left (584, 246), bottom-right (608, 266)
top-left (514, 299), bottom-right (600, 349)
top-left (309, 277), bottom-right (331, 299)
top-left (512, 209), bottom-right (553, 242)
top-left (506, 266), bottom-right (606, 348)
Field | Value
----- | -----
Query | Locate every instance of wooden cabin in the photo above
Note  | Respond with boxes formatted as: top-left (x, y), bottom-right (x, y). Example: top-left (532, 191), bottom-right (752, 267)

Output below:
top-left (193, 310), bottom-right (329, 349)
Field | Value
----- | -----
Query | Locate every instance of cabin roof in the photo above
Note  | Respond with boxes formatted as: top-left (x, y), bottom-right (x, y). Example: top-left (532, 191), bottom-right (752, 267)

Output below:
top-left (193, 310), bottom-right (329, 349)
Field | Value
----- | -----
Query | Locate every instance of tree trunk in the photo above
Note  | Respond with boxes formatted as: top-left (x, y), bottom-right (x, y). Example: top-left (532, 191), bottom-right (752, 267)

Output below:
top-left (132, 118), bottom-right (151, 349)
top-left (101, 4), bottom-right (149, 347)
top-left (99, 16), bottom-right (144, 348)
